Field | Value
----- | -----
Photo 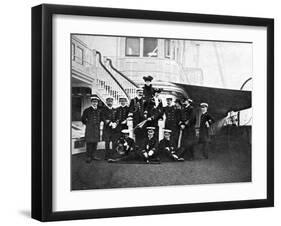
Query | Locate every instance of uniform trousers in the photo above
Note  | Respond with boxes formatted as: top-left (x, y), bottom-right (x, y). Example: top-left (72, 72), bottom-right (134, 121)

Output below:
top-left (86, 142), bottom-right (98, 159)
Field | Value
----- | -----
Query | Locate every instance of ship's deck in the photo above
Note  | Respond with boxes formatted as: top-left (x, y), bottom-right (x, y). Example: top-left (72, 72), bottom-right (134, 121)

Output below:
top-left (71, 127), bottom-right (251, 190)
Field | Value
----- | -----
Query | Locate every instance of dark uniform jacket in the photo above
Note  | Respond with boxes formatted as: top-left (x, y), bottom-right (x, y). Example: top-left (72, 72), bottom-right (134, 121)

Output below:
top-left (181, 105), bottom-right (196, 139)
top-left (163, 106), bottom-right (181, 130)
top-left (129, 97), bottom-right (145, 126)
top-left (81, 106), bottom-right (103, 143)
top-left (102, 107), bottom-right (117, 141)
top-left (159, 138), bottom-right (176, 153)
top-left (199, 112), bottom-right (214, 143)
top-left (141, 136), bottom-right (158, 154)
top-left (115, 105), bottom-right (129, 131)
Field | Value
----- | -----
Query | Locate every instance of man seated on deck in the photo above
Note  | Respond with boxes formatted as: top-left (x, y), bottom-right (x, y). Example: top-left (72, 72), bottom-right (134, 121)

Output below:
top-left (107, 129), bottom-right (137, 163)
top-left (140, 127), bottom-right (160, 163)
top-left (159, 129), bottom-right (184, 161)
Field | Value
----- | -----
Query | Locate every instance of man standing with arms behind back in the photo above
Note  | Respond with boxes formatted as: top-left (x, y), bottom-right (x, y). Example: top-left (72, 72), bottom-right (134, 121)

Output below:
top-left (81, 95), bottom-right (103, 163)
top-left (198, 103), bottom-right (215, 159)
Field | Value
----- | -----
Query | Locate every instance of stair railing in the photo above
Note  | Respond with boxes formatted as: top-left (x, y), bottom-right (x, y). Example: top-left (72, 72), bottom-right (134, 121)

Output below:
top-left (107, 58), bottom-right (139, 87)
top-left (105, 58), bottom-right (139, 99)
top-left (95, 51), bottom-right (131, 104)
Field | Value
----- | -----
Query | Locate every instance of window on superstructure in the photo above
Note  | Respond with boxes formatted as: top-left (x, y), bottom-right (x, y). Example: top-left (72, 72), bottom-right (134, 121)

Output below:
top-left (125, 37), bottom-right (140, 56)
top-left (143, 38), bottom-right (158, 57)
top-left (164, 39), bottom-right (171, 58)
top-left (72, 96), bottom-right (82, 121)
top-left (76, 46), bottom-right (84, 65)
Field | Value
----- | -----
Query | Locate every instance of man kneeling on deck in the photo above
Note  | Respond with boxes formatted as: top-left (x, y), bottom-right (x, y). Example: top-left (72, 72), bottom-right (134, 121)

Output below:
top-left (140, 127), bottom-right (160, 163)
top-left (159, 129), bottom-right (184, 161)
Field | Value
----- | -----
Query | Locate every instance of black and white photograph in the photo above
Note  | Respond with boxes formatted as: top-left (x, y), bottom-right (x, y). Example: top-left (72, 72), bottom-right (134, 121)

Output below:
top-left (71, 34), bottom-right (252, 190)
top-left (29, 2), bottom-right (274, 222)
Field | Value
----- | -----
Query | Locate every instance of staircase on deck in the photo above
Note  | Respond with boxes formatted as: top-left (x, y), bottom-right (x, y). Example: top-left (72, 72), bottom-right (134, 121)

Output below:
top-left (94, 51), bottom-right (139, 107)
top-left (72, 46), bottom-right (139, 154)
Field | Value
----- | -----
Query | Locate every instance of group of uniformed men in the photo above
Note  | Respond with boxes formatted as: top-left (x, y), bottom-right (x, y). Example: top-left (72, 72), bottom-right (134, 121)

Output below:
top-left (81, 75), bottom-right (214, 163)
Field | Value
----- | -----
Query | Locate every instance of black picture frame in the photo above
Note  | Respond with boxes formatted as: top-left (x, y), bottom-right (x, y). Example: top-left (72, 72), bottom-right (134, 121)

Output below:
top-left (32, 4), bottom-right (274, 222)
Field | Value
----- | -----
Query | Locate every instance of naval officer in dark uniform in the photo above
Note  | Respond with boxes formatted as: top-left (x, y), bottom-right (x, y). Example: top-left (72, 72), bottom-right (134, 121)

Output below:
top-left (159, 129), bottom-right (184, 161)
top-left (102, 97), bottom-right (118, 160)
top-left (128, 88), bottom-right (145, 126)
top-left (128, 88), bottom-right (145, 145)
top-left (140, 127), bottom-right (159, 163)
top-left (163, 97), bottom-right (181, 145)
top-left (144, 100), bottom-right (162, 140)
top-left (178, 98), bottom-right (197, 160)
top-left (115, 97), bottom-right (129, 135)
top-left (152, 88), bottom-right (164, 118)
top-left (198, 103), bottom-right (215, 159)
top-left (81, 96), bottom-right (103, 163)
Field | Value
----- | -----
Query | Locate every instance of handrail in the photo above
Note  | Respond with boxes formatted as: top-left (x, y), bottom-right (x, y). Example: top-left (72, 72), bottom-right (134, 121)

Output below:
top-left (237, 77), bottom-right (252, 126)
top-left (240, 77), bottom-right (252, 90)
top-left (107, 58), bottom-right (139, 88)
top-left (96, 51), bottom-right (131, 100)
top-left (108, 56), bottom-right (190, 84)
